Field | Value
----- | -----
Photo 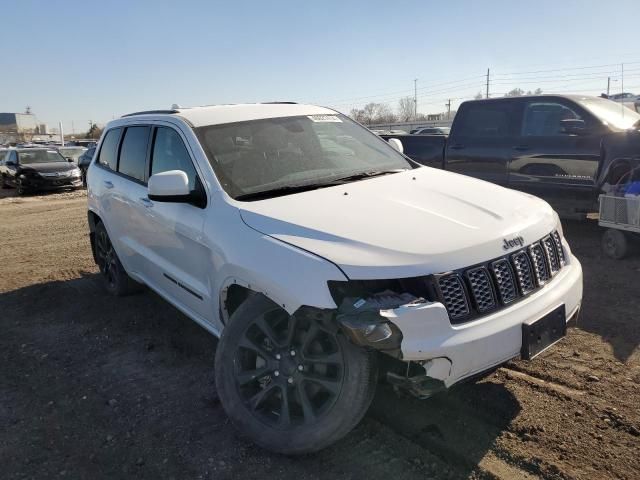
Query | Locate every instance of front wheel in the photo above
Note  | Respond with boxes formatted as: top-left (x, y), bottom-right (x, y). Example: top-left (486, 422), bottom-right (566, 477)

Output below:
top-left (215, 294), bottom-right (377, 454)
top-left (16, 179), bottom-right (26, 195)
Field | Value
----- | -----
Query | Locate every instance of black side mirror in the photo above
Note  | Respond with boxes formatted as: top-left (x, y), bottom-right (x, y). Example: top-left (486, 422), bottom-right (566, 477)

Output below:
top-left (560, 119), bottom-right (588, 135)
top-left (66, 157), bottom-right (74, 162)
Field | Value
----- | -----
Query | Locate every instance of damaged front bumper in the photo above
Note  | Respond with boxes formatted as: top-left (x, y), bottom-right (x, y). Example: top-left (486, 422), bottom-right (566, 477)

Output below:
top-left (335, 255), bottom-right (583, 392)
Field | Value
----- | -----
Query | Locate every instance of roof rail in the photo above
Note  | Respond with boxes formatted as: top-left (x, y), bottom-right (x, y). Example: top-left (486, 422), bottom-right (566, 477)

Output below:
top-left (261, 101), bottom-right (298, 104)
top-left (121, 109), bottom-right (179, 118)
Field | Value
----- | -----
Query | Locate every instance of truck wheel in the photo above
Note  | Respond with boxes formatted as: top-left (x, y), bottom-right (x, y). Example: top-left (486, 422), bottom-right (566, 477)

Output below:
top-left (215, 294), bottom-right (377, 454)
top-left (602, 229), bottom-right (628, 259)
top-left (1, 175), bottom-right (9, 189)
top-left (94, 222), bottom-right (142, 296)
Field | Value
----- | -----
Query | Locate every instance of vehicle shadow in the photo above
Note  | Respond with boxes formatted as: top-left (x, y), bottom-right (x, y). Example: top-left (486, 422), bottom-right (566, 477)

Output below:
top-left (369, 380), bottom-right (520, 475)
top-left (562, 220), bottom-right (640, 363)
top-left (0, 273), bottom-right (522, 479)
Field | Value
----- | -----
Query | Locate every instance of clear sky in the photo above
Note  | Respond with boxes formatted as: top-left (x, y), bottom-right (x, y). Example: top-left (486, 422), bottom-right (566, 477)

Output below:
top-left (2, 0), bottom-right (639, 132)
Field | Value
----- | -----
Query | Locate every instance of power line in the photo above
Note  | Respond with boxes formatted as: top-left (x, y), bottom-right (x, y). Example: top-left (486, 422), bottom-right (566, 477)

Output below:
top-left (492, 61), bottom-right (640, 77)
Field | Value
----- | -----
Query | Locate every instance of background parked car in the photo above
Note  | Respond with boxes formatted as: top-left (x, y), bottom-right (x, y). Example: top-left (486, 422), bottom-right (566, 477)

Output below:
top-left (0, 148), bottom-right (83, 195)
top-left (409, 126), bottom-right (451, 135)
top-left (604, 92), bottom-right (640, 112)
top-left (57, 146), bottom-right (87, 163)
top-left (77, 146), bottom-right (96, 186)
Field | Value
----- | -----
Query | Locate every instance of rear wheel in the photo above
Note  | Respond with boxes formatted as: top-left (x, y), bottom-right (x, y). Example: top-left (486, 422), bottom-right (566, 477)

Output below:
top-left (94, 222), bottom-right (142, 296)
top-left (215, 294), bottom-right (376, 454)
top-left (602, 228), bottom-right (629, 259)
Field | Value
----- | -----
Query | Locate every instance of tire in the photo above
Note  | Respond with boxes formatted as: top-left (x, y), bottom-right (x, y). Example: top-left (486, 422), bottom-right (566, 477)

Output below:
top-left (602, 228), bottom-right (628, 259)
top-left (94, 221), bottom-right (142, 296)
top-left (215, 294), bottom-right (377, 455)
top-left (16, 179), bottom-right (26, 195)
top-left (1, 175), bottom-right (9, 189)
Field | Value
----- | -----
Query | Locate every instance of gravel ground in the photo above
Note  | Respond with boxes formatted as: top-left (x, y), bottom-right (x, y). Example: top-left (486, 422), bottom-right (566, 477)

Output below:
top-left (0, 190), bottom-right (639, 480)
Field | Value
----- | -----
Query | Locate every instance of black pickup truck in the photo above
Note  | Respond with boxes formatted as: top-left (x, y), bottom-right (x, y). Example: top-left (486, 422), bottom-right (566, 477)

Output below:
top-left (382, 95), bottom-right (640, 218)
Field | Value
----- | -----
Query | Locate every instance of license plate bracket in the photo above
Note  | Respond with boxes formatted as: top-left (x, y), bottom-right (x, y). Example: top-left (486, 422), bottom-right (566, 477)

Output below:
top-left (521, 304), bottom-right (566, 360)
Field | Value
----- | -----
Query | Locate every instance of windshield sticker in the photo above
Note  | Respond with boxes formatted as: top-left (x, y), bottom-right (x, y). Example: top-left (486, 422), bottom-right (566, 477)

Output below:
top-left (307, 114), bottom-right (342, 123)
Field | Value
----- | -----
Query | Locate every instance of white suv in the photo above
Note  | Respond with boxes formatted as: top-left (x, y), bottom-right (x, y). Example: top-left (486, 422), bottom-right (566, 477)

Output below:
top-left (86, 103), bottom-right (583, 454)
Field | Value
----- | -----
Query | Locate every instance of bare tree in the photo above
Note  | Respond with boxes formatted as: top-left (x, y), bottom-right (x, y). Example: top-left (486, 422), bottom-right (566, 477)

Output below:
top-left (505, 88), bottom-right (526, 97)
top-left (505, 87), bottom-right (542, 97)
top-left (349, 103), bottom-right (398, 125)
top-left (397, 96), bottom-right (415, 122)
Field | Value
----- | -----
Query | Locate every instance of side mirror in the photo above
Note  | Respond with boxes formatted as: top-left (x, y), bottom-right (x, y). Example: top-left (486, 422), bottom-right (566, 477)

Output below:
top-left (66, 157), bottom-right (74, 162)
top-left (387, 138), bottom-right (404, 154)
top-left (560, 119), bottom-right (588, 135)
top-left (148, 170), bottom-right (190, 202)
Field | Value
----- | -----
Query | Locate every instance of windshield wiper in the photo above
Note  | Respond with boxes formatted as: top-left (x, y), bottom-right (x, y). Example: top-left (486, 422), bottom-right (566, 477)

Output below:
top-left (330, 169), bottom-right (409, 183)
top-left (235, 182), bottom-right (340, 201)
top-left (234, 169), bottom-right (408, 201)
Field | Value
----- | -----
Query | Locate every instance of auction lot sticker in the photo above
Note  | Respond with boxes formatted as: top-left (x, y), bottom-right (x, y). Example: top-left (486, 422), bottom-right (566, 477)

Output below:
top-left (308, 114), bottom-right (342, 122)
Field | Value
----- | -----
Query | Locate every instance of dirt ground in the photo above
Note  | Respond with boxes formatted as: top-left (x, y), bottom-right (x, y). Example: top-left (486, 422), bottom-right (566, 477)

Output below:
top-left (1, 190), bottom-right (639, 480)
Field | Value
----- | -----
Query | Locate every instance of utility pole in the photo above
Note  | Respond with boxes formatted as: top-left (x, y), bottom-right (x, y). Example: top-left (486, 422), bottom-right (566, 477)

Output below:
top-left (486, 68), bottom-right (490, 99)
top-left (607, 77), bottom-right (611, 96)
top-left (621, 63), bottom-right (625, 117)
top-left (446, 99), bottom-right (451, 119)
top-left (414, 78), bottom-right (418, 119)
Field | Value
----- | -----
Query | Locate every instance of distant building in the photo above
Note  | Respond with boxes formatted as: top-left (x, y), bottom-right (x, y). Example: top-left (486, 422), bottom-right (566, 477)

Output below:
top-left (0, 113), bottom-right (39, 144)
top-left (39, 123), bottom-right (48, 134)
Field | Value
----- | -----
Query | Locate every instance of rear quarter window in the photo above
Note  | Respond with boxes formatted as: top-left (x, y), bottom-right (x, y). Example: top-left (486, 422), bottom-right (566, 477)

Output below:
top-left (97, 128), bottom-right (122, 170)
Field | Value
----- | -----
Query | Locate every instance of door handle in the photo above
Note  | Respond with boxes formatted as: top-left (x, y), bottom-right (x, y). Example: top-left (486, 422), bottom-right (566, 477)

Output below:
top-left (449, 143), bottom-right (465, 150)
top-left (513, 145), bottom-right (530, 151)
top-left (103, 180), bottom-right (114, 189)
top-left (139, 197), bottom-right (154, 208)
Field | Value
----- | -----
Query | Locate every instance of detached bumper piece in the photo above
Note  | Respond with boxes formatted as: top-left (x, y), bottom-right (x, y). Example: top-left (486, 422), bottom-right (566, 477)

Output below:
top-left (336, 291), bottom-right (424, 357)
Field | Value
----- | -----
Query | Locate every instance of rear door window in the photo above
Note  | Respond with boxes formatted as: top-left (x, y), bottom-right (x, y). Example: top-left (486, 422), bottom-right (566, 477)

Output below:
top-left (455, 102), bottom-right (517, 138)
top-left (118, 126), bottom-right (151, 182)
top-left (150, 127), bottom-right (198, 190)
top-left (97, 128), bottom-right (122, 170)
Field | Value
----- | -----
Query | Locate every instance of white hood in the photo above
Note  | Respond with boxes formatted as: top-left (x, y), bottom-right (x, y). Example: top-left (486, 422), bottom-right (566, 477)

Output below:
top-left (238, 168), bottom-right (558, 279)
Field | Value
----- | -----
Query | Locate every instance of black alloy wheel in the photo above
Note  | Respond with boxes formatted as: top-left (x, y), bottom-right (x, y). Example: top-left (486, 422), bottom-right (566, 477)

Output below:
top-left (215, 294), bottom-right (376, 454)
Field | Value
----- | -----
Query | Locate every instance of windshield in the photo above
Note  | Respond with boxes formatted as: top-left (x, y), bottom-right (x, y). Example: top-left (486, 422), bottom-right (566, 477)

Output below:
top-left (58, 147), bottom-right (86, 160)
top-left (195, 113), bottom-right (412, 199)
top-left (576, 97), bottom-right (640, 130)
top-left (18, 150), bottom-right (67, 164)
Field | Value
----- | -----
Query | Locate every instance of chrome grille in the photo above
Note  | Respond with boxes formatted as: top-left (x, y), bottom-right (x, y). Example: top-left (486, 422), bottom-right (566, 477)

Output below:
top-left (490, 259), bottom-right (517, 304)
top-left (431, 230), bottom-right (566, 325)
top-left (551, 231), bottom-right (565, 265)
top-left (437, 274), bottom-right (469, 320)
top-left (529, 242), bottom-right (550, 285)
top-left (512, 251), bottom-right (535, 294)
top-left (542, 236), bottom-right (560, 274)
top-left (466, 267), bottom-right (496, 313)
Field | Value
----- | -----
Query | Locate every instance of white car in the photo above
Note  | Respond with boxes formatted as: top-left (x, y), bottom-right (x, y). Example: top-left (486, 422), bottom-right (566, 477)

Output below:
top-left (86, 103), bottom-right (583, 454)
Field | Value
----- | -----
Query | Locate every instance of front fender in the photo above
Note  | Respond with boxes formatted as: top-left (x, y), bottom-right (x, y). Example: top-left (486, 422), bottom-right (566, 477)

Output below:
top-left (215, 233), bottom-right (347, 318)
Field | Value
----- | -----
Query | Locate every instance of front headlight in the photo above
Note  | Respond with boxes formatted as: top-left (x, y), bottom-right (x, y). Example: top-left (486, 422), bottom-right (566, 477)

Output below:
top-left (71, 168), bottom-right (81, 177)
